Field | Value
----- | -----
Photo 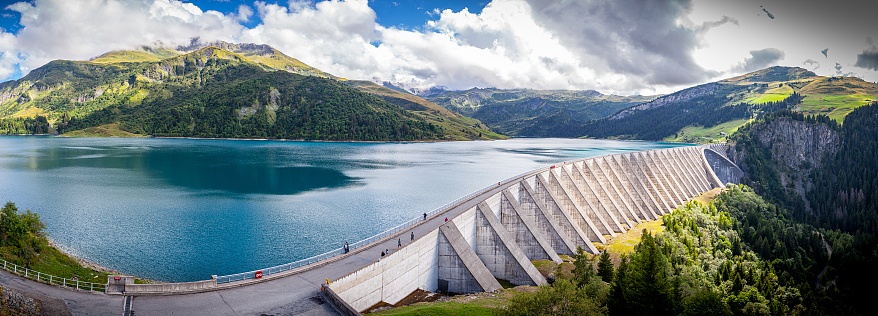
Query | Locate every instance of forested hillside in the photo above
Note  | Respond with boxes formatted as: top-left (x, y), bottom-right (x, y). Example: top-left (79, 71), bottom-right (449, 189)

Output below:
top-left (725, 102), bottom-right (878, 314)
top-left (0, 43), bottom-right (500, 140)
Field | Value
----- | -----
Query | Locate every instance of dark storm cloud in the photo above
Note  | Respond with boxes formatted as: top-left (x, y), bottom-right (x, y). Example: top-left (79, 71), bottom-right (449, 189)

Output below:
top-left (821, 48), bottom-right (829, 58)
top-left (854, 51), bottom-right (878, 71)
top-left (524, 0), bottom-right (719, 87)
top-left (738, 48), bottom-right (785, 72)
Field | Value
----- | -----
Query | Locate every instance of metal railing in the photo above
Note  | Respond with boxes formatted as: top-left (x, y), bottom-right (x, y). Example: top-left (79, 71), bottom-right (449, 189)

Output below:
top-left (214, 166), bottom-right (550, 284)
top-left (0, 258), bottom-right (106, 292)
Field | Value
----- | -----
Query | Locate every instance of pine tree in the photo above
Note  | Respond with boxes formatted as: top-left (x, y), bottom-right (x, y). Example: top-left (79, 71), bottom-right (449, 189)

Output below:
top-left (597, 251), bottom-right (614, 283)
top-left (617, 230), bottom-right (677, 316)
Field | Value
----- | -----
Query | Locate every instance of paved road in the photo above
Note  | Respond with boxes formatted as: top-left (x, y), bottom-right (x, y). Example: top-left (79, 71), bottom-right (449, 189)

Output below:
top-left (0, 178), bottom-right (525, 315)
top-left (0, 269), bottom-right (120, 315)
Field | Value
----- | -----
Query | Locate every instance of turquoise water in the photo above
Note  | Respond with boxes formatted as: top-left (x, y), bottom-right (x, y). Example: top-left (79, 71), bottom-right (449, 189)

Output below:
top-left (0, 136), bottom-right (688, 282)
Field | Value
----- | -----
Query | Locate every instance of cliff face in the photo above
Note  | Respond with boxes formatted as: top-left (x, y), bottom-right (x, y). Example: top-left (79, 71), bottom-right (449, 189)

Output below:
top-left (730, 118), bottom-right (839, 211)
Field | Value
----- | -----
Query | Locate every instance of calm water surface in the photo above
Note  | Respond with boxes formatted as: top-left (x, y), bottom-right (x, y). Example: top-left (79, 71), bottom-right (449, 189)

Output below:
top-left (0, 136), bottom-right (689, 281)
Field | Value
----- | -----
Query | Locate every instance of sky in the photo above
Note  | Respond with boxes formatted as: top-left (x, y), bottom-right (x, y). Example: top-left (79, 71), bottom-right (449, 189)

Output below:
top-left (0, 0), bottom-right (876, 95)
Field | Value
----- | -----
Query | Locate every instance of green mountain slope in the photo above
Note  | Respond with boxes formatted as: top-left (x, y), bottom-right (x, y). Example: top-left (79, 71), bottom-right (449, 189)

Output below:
top-left (425, 88), bottom-right (656, 137)
top-left (0, 43), bottom-right (499, 140)
top-left (347, 81), bottom-right (505, 140)
top-left (580, 66), bottom-right (878, 143)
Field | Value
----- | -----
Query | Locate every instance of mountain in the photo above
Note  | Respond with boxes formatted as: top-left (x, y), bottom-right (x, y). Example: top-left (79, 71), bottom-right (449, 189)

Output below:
top-left (579, 66), bottom-right (878, 142)
top-left (424, 88), bottom-right (656, 137)
top-left (0, 42), bottom-right (501, 140)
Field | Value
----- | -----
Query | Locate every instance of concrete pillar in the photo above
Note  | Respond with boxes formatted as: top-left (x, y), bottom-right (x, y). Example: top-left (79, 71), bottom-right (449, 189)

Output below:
top-left (475, 202), bottom-right (548, 286)
top-left (611, 154), bottom-right (661, 220)
top-left (579, 160), bottom-right (634, 229)
top-left (627, 153), bottom-right (674, 214)
top-left (676, 147), bottom-right (711, 192)
top-left (499, 190), bottom-right (562, 263)
top-left (544, 171), bottom-right (611, 240)
top-left (522, 179), bottom-right (600, 253)
top-left (555, 167), bottom-right (619, 235)
top-left (515, 184), bottom-right (578, 256)
top-left (662, 149), bottom-right (700, 198)
top-left (599, 156), bottom-right (648, 222)
top-left (438, 223), bottom-right (502, 294)
top-left (643, 151), bottom-right (681, 213)
top-left (649, 151), bottom-right (688, 205)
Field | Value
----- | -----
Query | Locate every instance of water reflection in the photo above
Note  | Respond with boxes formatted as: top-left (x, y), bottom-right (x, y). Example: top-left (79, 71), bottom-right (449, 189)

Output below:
top-left (16, 143), bottom-right (358, 195)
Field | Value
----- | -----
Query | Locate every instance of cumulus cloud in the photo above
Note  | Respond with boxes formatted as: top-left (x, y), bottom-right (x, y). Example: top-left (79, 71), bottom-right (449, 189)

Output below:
top-left (737, 48), bottom-right (785, 72)
top-left (523, 0), bottom-right (733, 91)
top-left (2, 0), bottom-right (878, 94)
top-left (5, 0), bottom-right (244, 74)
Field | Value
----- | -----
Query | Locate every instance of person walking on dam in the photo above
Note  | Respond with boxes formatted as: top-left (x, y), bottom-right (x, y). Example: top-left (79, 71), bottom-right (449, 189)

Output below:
top-left (411, 231), bottom-right (414, 241)
top-left (398, 238), bottom-right (401, 248)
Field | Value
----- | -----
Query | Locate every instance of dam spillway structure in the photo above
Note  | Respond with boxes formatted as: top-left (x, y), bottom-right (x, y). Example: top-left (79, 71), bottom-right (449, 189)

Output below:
top-left (326, 144), bottom-right (743, 313)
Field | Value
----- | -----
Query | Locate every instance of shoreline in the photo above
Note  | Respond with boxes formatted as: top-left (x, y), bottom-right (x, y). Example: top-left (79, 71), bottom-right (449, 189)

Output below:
top-left (46, 239), bottom-right (121, 276)
top-left (47, 239), bottom-right (161, 283)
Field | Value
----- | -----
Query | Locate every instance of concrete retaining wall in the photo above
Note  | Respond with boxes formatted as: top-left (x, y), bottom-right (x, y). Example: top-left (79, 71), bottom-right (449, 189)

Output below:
top-left (123, 279), bottom-right (217, 295)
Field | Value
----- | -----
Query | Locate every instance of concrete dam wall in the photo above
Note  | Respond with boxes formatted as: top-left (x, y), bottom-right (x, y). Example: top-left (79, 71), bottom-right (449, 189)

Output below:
top-left (329, 145), bottom-right (739, 313)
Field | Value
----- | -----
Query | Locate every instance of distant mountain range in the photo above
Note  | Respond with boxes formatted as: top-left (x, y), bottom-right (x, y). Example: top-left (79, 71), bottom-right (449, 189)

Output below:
top-left (2, 40), bottom-right (875, 144)
top-left (398, 66), bottom-right (876, 142)
top-left (0, 42), bottom-right (502, 141)
top-left (422, 88), bottom-right (656, 137)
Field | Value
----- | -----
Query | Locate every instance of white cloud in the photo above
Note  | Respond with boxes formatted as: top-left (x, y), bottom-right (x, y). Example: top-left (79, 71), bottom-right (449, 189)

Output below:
top-left (1, 0), bottom-right (877, 95)
top-left (6, 0), bottom-right (243, 75)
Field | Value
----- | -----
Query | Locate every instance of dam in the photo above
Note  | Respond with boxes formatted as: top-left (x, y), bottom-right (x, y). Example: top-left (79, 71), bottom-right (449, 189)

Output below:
top-left (0, 144), bottom-right (742, 316)
top-left (323, 144), bottom-right (741, 314)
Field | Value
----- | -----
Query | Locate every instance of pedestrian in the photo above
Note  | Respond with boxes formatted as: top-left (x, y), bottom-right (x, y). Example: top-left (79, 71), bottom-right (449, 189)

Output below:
top-left (343, 242), bottom-right (349, 253)
top-left (411, 231), bottom-right (414, 241)
top-left (398, 238), bottom-right (401, 248)
top-left (381, 251), bottom-right (385, 257)
top-left (445, 217), bottom-right (448, 222)
top-left (423, 213), bottom-right (427, 220)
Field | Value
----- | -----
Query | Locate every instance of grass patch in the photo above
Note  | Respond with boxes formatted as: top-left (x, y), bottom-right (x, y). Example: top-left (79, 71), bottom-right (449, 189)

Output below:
top-left (693, 188), bottom-right (725, 205)
top-left (797, 93), bottom-right (877, 123)
top-left (4, 246), bottom-right (112, 284)
top-left (605, 219), bottom-right (665, 258)
top-left (370, 287), bottom-right (534, 316)
top-left (63, 123), bottom-right (143, 137)
top-left (742, 84), bottom-right (794, 104)
top-left (10, 107), bottom-right (48, 119)
top-left (664, 118), bottom-right (751, 143)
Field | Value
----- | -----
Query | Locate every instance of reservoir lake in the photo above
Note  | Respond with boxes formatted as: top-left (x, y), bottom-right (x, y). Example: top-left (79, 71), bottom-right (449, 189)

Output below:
top-left (0, 136), bottom-right (689, 282)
